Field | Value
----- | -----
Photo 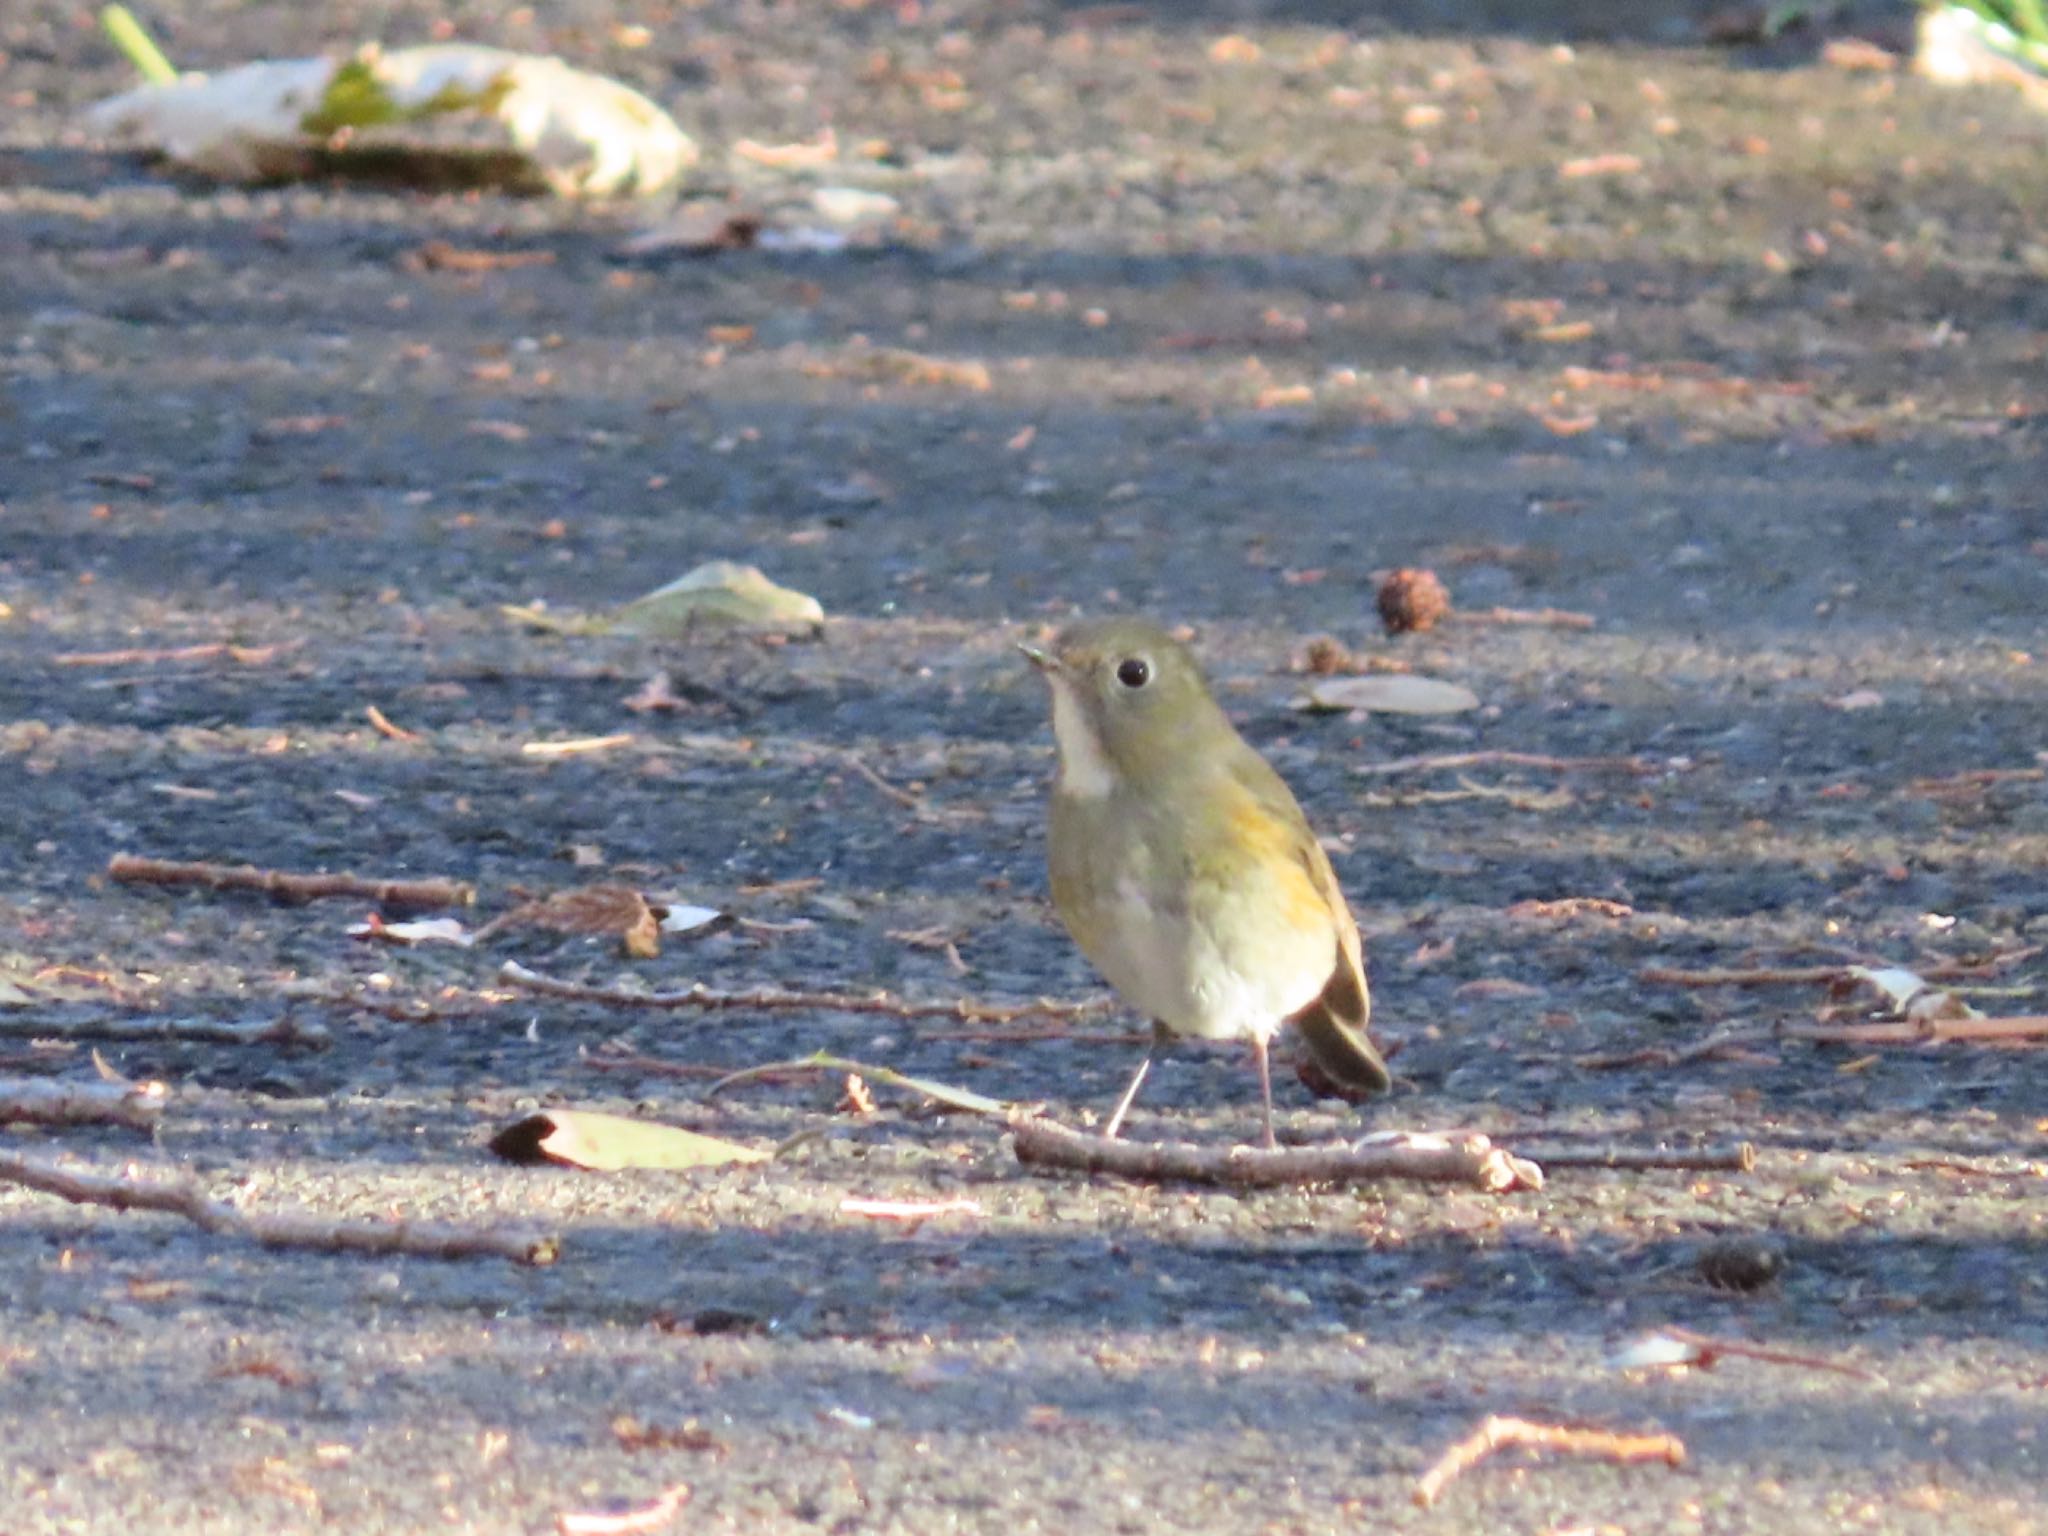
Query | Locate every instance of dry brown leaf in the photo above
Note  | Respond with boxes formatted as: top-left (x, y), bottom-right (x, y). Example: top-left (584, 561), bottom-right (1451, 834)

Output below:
top-left (487, 884), bottom-right (661, 956)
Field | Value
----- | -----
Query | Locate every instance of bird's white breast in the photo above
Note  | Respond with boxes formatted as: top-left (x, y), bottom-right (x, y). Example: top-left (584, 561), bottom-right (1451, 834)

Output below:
top-left (1085, 877), bottom-right (1325, 1046)
top-left (1047, 676), bottom-right (1117, 800)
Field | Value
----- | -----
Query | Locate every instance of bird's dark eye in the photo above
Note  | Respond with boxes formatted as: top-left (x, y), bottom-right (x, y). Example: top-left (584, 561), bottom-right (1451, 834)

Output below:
top-left (1115, 656), bottom-right (1152, 689)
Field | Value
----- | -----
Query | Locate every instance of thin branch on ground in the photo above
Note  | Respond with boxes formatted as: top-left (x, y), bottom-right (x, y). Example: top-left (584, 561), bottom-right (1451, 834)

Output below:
top-left (1355, 749), bottom-right (1656, 778)
top-left (108, 853), bottom-right (475, 910)
top-left (704, 1054), bottom-right (1011, 1116)
top-left (1357, 776), bottom-right (1574, 811)
top-left (0, 1014), bottom-right (331, 1047)
top-left (1010, 1117), bottom-right (1544, 1192)
top-left (520, 734), bottom-right (636, 757)
top-left (1413, 1415), bottom-right (1684, 1508)
top-left (1641, 947), bottom-right (2041, 988)
top-left (917, 1026), bottom-right (1151, 1044)
top-left (839, 751), bottom-right (978, 823)
top-left (1506, 1141), bottom-right (1756, 1172)
top-left (579, 1048), bottom-right (818, 1083)
top-left (1905, 768), bottom-right (2045, 796)
top-left (364, 704), bottom-right (422, 742)
top-left (0, 1077), bottom-right (165, 1131)
top-left (1639, 964), bottom-right (1848, 987)
top-left (1787, 1015), bottom-right (2048, 1047)
top-left (0, 1151), bottom-right (558, 1265)
top-left (1654, 1326), bottom-right (1888, 1383)
top-left (1446, 605), bottom-right (1599, 630)
top-left (52, 641), bottom-right (296, 667)
top-left (502, 961), bottom-right (1113, 1024)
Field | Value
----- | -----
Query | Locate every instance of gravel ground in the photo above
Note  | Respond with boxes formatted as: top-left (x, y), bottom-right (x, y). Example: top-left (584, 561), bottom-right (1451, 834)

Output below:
top-left (3, 1), bottom-right (2047, 1531)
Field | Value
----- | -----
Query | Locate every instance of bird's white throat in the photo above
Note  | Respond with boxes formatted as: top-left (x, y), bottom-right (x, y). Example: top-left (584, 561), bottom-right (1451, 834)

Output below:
top-left (1047, 676), bottom-right (1118, 799)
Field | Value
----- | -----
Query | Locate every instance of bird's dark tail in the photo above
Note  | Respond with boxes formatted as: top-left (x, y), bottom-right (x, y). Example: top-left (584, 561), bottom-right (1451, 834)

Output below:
top-left (1290, 958), bottom-right (1392, 1096)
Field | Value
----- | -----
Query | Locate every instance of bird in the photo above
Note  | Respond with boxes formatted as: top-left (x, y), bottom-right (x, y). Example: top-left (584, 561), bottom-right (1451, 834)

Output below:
top-left (1021, 616), bottom-right (1391, 1148)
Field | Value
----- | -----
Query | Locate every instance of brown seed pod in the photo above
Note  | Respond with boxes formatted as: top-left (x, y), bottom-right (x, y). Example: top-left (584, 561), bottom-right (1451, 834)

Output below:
top-left (1376, 567), bottom-right (1452, 635)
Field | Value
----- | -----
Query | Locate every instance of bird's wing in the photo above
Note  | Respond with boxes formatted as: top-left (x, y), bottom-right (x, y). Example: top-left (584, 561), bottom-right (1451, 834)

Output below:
top-left (1227, 750), bottom-right (1391, 1095)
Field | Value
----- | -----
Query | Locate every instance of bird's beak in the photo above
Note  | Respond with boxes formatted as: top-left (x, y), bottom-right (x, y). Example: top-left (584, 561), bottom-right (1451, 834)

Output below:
top-left (1017, 641), bottom-right (1058, 673)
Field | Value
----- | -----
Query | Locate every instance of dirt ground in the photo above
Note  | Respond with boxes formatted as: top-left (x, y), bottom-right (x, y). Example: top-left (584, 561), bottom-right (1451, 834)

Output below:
top-left (4, 0), bottom-right (2048, 1531)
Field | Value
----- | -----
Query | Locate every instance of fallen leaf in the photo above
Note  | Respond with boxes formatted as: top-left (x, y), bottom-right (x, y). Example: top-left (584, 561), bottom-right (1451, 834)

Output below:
top-left (556, 1482), bottom-right (692, 1536)
top-left (839, 1197), bottom-right (981, 1221)
top-left (1842, 965), bottom-right (1980, 1023)
top-left (1608, 1330), bottom-right (1705, 1371)
top-left (810, 185), bottom-right (899, 225)
top-left (485, 884), bottom-right (661, 957)
top-left (1293, 675), bottom-right (1480, 715)
top-left (490, 1110), bottom-right (766, 1171)
top-left (347, 914), bottom-right (474, 946)
top-left (656, 902), bottom-right (727, 936)
top-left (86, 42), bottom-right (696, 196)
top-left (618, 202), bottom-right (763, 257)
top-left (622, 673), bottom-right (686, 713)
top-left (614, 560), bottom-right (825, 637)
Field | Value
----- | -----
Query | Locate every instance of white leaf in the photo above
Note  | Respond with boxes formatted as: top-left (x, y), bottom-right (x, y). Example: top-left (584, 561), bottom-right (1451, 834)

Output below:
top-left (657, 904), bottom-right (725, 934)
top-left (85, 43), bottom-right (696, 196)
top-left (1607, 1330), bottom-right (1703, 1370)
top-left (1294, 675), bottom-right (1480, 715)
top-left (614, 560), bottom-right (824, 636)
top-left (348, 916), bottom-right (474, 946)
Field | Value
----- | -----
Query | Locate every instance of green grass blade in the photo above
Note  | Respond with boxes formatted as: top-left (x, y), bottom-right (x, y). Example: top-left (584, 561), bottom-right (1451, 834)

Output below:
top-left (101, 5), bottom-right (178, 85)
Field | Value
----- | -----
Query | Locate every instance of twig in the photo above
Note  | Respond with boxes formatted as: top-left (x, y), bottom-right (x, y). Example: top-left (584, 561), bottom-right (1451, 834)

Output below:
top-left (109, 853), bottom-right (474, 910)
top-left (704, 1053), bottom-right (1011, 1116)
top-left (0, 1077), bottom-right (165, 1131)
top-left (1355, 750), bottom-right (1655, 778)
top-left (1445, 605), bottom-right (1598, 630)
top-left (1639, 964), bottom-right (1842, 987)
top-left (841, 751), bottom-right (924, 812)
top-left (1506, 1141), bottom-right (1756, 1172)
top-left (0, 1151), bottom-right (557, 1265)
top-left (1657, 1326), bottom-right (1887, 1383)
top-left (1786, 1015), bottom-right (2048, 1047)
top-left (1507, 897), bottom-right (1636, 920)
top-left (521, 734), bottom-right (636, 758)
top-left (52, 641), bottom-right (291, 667)
top-left (841, 751), bottom-right (979, 824)
top-left (1906, 768), bottom-right (2045, 796)
top-left (364, 704), bottom-right (421, 742)
top-left (1413, 1415), bottom-right (1684, 1508)
top-left (579, 1049), bottom-right (816, 1083)
top-left (1010, 1117), bottom-right (1544, 1192)
top-left (0, 1014), bottom-right (331, 1047)
top-left (1642, 948), bottom-right (2041, 988)
top-left (501, 961), bottom-right (1112, 1024)
top-left (1357, 776), bottom-right (1573, 811)
top-left (918, 1026), bottom-right (1150, 1044)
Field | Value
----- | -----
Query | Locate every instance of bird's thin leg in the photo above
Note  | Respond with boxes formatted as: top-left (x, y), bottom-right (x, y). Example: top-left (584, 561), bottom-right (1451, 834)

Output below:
top-left (1252, 1034), bottom-right (1277, 1151)
top-left (1102, 1040), bottom-right (1158, 1141)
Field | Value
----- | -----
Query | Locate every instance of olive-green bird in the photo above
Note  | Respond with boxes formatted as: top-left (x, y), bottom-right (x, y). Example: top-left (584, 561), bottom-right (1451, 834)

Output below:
top-left (1022, 617), bottom-right (1391, 1148)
